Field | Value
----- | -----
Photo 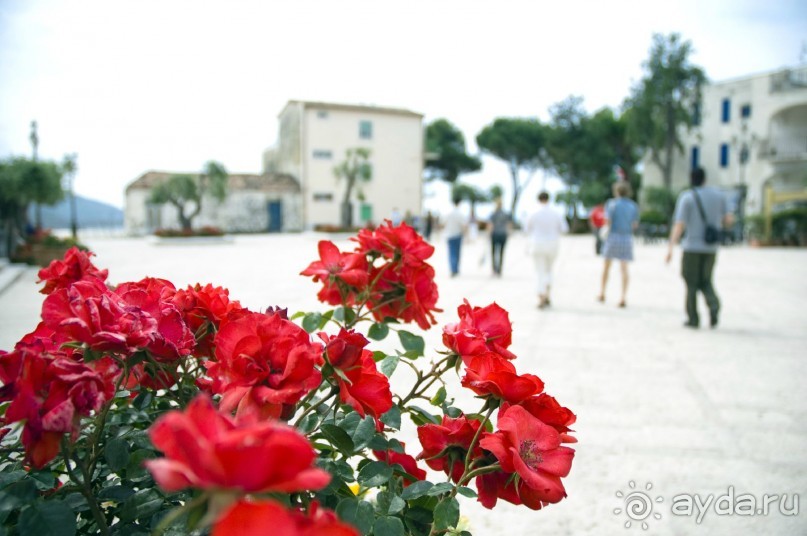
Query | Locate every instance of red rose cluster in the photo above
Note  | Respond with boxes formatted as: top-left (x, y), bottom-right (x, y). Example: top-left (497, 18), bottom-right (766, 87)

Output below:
top-left (301, 221), bottom-right (440, 330)
top-left (416, 300), bottom-right (577, 511)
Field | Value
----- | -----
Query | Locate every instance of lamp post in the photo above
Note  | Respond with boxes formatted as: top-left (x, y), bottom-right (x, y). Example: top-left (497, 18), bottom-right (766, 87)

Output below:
top-left (63, 154), bottom-right (78, 239)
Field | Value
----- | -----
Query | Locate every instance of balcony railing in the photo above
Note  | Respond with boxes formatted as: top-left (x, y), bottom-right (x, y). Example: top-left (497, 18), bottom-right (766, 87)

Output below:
top-left (761, 136), bottom-right (807, 162)
top-left (770, 66), bottom-right (807, 92)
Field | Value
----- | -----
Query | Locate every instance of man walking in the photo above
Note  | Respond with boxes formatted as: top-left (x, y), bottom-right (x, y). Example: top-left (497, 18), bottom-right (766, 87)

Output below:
top-left (443, 197), bottom-right (468, 277)
top-left (525, 191), bottom-right (568, 309)
top-left (666, 167), bottom-right (733, 328)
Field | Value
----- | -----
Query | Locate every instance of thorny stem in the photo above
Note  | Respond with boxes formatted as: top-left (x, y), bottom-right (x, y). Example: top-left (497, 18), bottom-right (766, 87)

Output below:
top-left (459, 404), bottom-right (496, 487)
top-left (293, 388), bottom-right (339, 428)
top-left (399, 355), bottom-right (452, 405)
top-left (62, 441), bottom-right (110, 536)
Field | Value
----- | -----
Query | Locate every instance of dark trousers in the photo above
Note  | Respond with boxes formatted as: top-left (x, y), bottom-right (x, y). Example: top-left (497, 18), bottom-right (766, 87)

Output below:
top-left (491, 234), bottom-right (507, 274)
top-left (681, 251), bottom-right (720, 325)
top-left (447, 236), bottom-right (462, 275)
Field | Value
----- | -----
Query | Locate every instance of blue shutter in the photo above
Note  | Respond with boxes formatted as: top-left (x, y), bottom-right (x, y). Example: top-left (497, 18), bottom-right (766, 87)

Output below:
top-left (721, 98), bottom-right (731, 123)
top-left (720, 143), bottom-right (729, 167)
top-left (691, 146), bottom-right (700, 170)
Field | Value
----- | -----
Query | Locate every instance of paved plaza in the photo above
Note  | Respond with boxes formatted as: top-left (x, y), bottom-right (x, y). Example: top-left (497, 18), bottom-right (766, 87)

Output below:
top-left (1, 232), bottom-right (805, 535)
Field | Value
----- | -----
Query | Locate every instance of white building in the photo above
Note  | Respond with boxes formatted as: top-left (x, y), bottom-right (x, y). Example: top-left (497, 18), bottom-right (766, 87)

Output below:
top-left (642, 64), bottom-right (807, 216)
top-left (264, 100), bottom-right (424, 229)
top-left (125, 171), bottom-right (302, 235)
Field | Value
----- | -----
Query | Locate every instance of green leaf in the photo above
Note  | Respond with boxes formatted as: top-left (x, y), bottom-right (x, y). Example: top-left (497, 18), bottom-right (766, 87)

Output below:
top-left (376, 491), bottom-right (406, 516)
top-left (380, 405), bottom-right (401, 430)
top-left (457, 486), bottom-right (478, 498)
top-left (371, 350), bottom-right (387, 363)
top-left (336, 498), bottom-right (374, 534)
top-left (320, 424), bottom-right (355, 455)
top-left (373, 516), bottom-right (405, 536)
top-left (118, 489), bottom-right (163, 523)
top-left (379, 355), bottom-right (399, 378)
top-left (333, 307), bottom-right (356, 325)
top-left (404, 506), bottom-right (434, 536)
top-left (408, 405), bottom-right (440, 426)
top-left (132, 390), bottom-right (153, 410)
top-left (27, 471), bottom-right (56, 491)
top-left (426, 482), bottom-right (455, 496)
top-left (97, 485), bottom-right (136, 502)
top-left (429, 386), bottom-right (447, 406)
top-left (18, 501), bottom-right (76, 536)
top-left (0, 471), bottom-right (27, 489)
top-left (400, 480), bottom-right (434, 500)
top-left (302, 312), bottom-right (323, 333)
top-left (398, 330), bottom-right (425, 356)
top-left (105, 437), bottom-right (130, 472)
top-left (433, 497), bottom-right (460, 532)
top-left (367, 322), bottom-right (389, 341)
top-left (290, 311), bottom-right (306, 320)
top-left (319, 309), bottom-right (334, 329)
top-left (357, 461), bottom-right (394, 488)
top-left (350, 416), bottom-right (376, 451)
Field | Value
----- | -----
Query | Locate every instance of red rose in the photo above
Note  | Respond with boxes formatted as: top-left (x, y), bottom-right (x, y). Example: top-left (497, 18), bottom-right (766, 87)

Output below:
top-left (504, 393), bottom-right (577, 443)
top-left (213, 499), bottom-right (359, 536)
top-left (353, 221), bottom-right (434, 266)
top-left (206, 312), bottom-right (323, 418)
top-left (373, 442), bottom-right (427, 486)
top-left (319, 329), bottom-right (369, 370)
top-left (367, 263), bottom-right (439, 330)
top-left (443, 300), bottom-right (515, 361)
top-left (172, 283), bottom-right (250, 358)
top-left (41, 281), bottom-right (157, 354)
top-left (145, 395), bottom-right (331, 493)
top-left (116, 278), bottom-right (196, 361)
top-left (416, 415), bottom-right (484, 482)
top-left (461, 353), bottom-right (544, 404)
top-left (478, 405), bottom-right (574, 506)
top-left (476, 469), bottom-right (564, 511)
top-left (301, 241), bottom-right (369, 306)
top-left (336, 349), bottom-right (393, 427)
top-left (37, 247), bottom-right (108, 295)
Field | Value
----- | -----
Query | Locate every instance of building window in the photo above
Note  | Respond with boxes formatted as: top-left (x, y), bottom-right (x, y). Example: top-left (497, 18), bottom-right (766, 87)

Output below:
top-left (313, 192), bottom-right (333, 202)
top-left (312, 149), bottom-right (332, 159)
top-left (316, 110), bottom-right (329, 119)
top-left (692, 102), bottom-right (701, 126)
top-left (691, 146), bottom-right (700, 170)
top-left (740, 104), bottom-right (751, 119)
top-left (721, 98), bottom-right (731, 123)
top-left (359, 120), bottom-right (373, 140)
top-left (719, 143), bottom-right (729, 167)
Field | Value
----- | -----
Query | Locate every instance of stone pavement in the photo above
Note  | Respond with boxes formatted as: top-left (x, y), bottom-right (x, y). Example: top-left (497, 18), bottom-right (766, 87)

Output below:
top-left (0, 233), bottom-right (805, 535)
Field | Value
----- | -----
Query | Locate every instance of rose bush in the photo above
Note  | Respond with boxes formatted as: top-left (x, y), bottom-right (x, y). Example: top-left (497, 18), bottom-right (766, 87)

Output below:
top-left (0, 221), bottom-right (576, 536)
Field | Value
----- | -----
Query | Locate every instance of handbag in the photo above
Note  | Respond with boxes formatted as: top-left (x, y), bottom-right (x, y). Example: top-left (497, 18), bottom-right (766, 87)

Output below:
top-left (692, 188), bottom-right (720, 244)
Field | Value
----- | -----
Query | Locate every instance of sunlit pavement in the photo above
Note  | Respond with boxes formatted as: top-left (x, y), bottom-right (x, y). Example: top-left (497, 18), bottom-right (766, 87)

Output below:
top-left (1, 233), bottom-right (805, 535)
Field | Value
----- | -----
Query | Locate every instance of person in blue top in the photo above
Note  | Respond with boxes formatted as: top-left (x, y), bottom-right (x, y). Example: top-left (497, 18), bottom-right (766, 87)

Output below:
top-left (597, 181), bottom-right (639, 307)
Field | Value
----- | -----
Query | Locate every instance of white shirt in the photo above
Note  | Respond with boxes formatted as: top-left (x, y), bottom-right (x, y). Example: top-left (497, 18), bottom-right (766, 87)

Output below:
top-left (443, 207), bottom-right (467, 238)
top-left (524, 204), bottom-right (568, 245)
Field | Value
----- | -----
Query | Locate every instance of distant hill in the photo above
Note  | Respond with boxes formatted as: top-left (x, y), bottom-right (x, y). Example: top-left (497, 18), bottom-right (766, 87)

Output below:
top-left (28, 195), bottom-right (123, 229)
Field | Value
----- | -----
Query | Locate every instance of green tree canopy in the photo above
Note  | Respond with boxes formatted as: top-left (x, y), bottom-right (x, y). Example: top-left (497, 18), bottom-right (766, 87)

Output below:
top-left (476, 118), bottom-right (547, 220)
top-left (333, 148), bottom-right (372, 229)
top-left (451, 182), bottom-right (489, 221)
top-left (424, 119), bottom-right (481, 183)
top-left (625, 32), bottom-right (706, 189)
top-left (149, 160), bottom-right (228, 231)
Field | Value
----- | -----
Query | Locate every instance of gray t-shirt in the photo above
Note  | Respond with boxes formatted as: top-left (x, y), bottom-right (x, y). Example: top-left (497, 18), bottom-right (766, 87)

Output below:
top-left (489, 208), bottom-right (510, 236)
top-left (673, 186), bottom-right (728, 253)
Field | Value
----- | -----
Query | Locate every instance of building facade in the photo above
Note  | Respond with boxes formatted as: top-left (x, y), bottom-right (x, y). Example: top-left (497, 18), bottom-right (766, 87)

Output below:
top-left (264, 100), bottom-right (424, 229)
top-left (641, 64), bottom-right (807, 216)
top-left (125, 172), bottom-right (302, 235)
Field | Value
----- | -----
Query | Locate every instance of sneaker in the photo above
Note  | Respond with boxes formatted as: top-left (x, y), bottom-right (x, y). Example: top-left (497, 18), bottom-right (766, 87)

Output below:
top-left (683, 321), bottom-right (699, 329)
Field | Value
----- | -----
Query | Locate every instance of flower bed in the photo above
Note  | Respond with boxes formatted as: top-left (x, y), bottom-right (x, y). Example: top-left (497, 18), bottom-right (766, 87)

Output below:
top-left (0, 221), bottom-right (576, 535)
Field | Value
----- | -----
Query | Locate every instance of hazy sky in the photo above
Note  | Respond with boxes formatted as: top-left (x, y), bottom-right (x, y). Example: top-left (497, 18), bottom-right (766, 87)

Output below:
top-left (1, 0), bottom-right (805, 215)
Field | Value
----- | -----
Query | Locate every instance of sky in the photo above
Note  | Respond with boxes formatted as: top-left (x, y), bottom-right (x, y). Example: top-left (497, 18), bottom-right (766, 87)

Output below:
top-left (1, 0), bottom-right (805, 218)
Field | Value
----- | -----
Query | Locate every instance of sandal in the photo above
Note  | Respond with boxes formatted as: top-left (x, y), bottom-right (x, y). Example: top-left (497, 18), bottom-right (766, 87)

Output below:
top-left (618, 301), bottom-right (626, 308)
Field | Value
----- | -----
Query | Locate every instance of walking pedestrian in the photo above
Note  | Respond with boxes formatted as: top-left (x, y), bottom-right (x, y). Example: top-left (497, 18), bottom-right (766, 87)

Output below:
top-left (598, 181), bottom-right (639, 308)
top-left (665, 167), bottom-right (733, 328)
top-left (524, 191), bottom-right (568, 308)
top-left (488, 197), bottom-right (511, 276)
top-left (443, 198), bottom-right (468, 277)
top-left (588, 203), bottom-right (606, 255)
